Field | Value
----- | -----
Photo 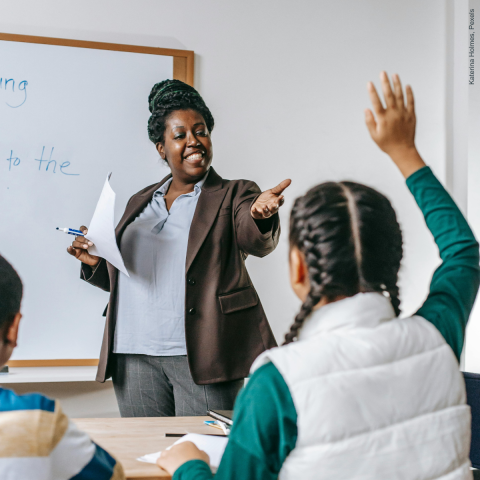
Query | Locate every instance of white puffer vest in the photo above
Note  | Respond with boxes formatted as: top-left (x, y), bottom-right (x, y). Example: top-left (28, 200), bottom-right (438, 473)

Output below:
top-left (251, 293), bottom-right (472, 480)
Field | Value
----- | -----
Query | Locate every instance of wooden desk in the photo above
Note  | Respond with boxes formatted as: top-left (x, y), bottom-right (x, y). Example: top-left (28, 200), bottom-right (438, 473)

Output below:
top-left (73, 417), bottom-right (221, 479)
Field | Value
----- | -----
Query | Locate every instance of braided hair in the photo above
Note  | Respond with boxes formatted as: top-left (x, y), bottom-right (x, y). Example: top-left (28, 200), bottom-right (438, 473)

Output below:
top-left (147, 79), bottom-right (214, 145)
top-left (284, 181), bottom-right (403, 344)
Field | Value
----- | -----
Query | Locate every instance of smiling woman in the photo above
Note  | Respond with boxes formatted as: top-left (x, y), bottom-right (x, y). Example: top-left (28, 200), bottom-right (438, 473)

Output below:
top-left (66, 79), bottom-right (291, 417)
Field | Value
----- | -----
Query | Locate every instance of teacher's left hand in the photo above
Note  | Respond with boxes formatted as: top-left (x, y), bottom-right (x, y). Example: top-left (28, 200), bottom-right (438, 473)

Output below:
top-left (156, 442), bottom-right (210, 475)
top-left (251, 179), bottom-right (292, 219)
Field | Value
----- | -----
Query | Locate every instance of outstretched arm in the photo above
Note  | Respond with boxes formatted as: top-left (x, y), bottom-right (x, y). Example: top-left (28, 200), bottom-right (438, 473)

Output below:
top-left (366, 71), bottom-right (480, 360)
top-left (234, 180), bottom-right (290, 257)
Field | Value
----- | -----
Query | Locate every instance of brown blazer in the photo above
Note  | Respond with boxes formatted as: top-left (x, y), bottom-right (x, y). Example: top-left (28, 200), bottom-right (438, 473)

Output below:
top-left (81, 167), bottom-right (279, 384)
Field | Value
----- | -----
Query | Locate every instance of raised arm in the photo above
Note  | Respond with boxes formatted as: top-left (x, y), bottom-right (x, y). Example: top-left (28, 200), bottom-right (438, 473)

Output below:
top-left (406, 167), bottom-right (479, 360)
top-left (366, 71), bottom-right (480, 360)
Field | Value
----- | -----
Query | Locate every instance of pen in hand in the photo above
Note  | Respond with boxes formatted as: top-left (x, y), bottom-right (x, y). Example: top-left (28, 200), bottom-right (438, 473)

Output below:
top-left (57, 227), bottom-right (85, 237)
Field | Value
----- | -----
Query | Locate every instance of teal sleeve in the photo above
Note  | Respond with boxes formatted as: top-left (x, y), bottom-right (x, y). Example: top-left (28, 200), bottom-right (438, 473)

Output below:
top-left (70, 443), bottom-right (120, 479)
top-left (174, 460), bottom-right (212, 479)
top-left (406, 166), bottom-right (480, 360)
top-left (173, 362), bottom-right (298, 480)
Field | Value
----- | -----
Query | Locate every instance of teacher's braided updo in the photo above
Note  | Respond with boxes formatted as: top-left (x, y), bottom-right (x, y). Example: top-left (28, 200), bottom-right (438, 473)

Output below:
top-left (147, 79), bottom-right (215, 144)
top-left (284, 181), bottom-right (403, 345)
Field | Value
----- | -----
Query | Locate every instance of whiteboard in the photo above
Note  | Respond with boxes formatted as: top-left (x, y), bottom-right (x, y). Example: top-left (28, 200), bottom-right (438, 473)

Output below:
top-left (0, 38), bottom-right (176, 360)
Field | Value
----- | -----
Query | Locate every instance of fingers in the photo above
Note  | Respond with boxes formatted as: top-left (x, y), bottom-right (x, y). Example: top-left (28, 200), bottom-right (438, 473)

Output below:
top-left (367, 82), bottom-right (385, 115)
top-left (364, 109), bottom-right (377, 137)
top-left (251, 205), bottom-right (273, 219)
top-left (380, 71), bottom-right (396, 109)
top-left (392, 73), bottom-right (405, 108)
top-left (67, 246), bottom-right (81, 258)
top-left (251, 195), bottom-right (285, 219)
top-left (199, 450), bottom-right (210, 464)
top-left (270, 178), bottom-right (292, 196)
top-left (80, 225), bottom-right (88, 235)
top-left (406, 85), bottom-right (415, 116)
top-left (74, 235), bottom-right (93, 248)
top-left (156, 441), bottom-right (208, 475)
top-left (266, 198), bottom-right (282, 216)
top-left (72, 240), bottom-right (91, 250)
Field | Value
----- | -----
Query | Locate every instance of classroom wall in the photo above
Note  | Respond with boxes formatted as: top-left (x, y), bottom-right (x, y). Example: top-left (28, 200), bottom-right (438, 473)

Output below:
top-left (1, 1), bottom-right (454, 413)
top-left (8, 382), bottom-right (120, 418)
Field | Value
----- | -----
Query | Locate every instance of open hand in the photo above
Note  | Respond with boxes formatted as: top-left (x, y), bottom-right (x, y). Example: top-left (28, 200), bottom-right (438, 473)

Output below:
top-left (365, 71), bottom-right (425, 178)
top-left (66, 226), bottom-right (100, 266)
top-left (156, 441), bottom-right (210, 475)
top-left (251, 179), bottom-right (291, 220)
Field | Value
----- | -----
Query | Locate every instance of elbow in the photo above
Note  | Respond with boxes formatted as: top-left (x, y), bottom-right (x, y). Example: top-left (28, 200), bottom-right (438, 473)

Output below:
top-left (239, 240), bottom-right (276, 258)
top-left (235, 226), bottom-right (279, 258)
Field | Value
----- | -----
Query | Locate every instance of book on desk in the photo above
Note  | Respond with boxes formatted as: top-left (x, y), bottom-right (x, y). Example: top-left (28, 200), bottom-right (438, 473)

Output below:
top-left (207, 410), bottom-right (234, 426)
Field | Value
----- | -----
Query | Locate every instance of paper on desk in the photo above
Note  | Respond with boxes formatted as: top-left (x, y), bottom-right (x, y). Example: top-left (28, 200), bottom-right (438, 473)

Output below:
top-left (137, 433), bottom-right (228, 472)
top-left (86, 173), bottom-right (129, 277)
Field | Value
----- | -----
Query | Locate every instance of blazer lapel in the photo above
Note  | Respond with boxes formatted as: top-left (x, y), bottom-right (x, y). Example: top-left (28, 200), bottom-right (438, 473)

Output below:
top-left (114, 174), bottom-right (172, 243)
top-left (186, 167), bottom-right (227, 272)
top-left (107, 175), bottom-right (171, 285)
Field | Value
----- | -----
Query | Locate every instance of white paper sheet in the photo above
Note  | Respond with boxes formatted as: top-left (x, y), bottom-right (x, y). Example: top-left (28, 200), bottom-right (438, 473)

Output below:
top-left (86, 173), bottom-right (129, 276)
top-left (137, 433), bottom-right (228, 472)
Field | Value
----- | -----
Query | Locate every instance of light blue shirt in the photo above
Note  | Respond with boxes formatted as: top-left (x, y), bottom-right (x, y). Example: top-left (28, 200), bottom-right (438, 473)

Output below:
top-left (113, 172), bottom-right (208, 356)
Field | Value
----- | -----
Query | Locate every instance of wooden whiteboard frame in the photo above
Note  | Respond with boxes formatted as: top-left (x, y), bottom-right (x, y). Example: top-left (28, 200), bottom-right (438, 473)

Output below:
top-left (0, 33), bottom-right (194, 86)
top-left (0, 33), bottom-right (194, 367)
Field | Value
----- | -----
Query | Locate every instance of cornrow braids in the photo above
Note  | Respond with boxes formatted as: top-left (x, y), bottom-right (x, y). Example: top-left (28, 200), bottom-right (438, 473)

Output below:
top-left (147, 79), bottom-right (214, 144)
top-left (283, 181), bottom-right (403, 344)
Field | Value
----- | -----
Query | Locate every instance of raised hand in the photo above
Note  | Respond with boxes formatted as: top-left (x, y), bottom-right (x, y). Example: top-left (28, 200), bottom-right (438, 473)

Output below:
top-left (251, 179), bottom-right (292, 220)
top-left (66, 226), bottom-right (100, 266)
top-left (365, 71), bottom-right (425, 178)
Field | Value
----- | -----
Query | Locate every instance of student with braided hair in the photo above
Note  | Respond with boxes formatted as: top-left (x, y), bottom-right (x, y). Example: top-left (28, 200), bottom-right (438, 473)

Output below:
top-left (66, 79), bottom-right (291, 416)
top-left (157, 72), bottom-right (480, 480)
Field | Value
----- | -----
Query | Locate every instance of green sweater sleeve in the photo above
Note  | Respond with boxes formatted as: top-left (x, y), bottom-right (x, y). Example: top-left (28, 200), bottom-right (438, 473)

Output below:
top-left (407, 166), bottom-right (480, 360)
top-left (173, 362), bottom-right (298, 480)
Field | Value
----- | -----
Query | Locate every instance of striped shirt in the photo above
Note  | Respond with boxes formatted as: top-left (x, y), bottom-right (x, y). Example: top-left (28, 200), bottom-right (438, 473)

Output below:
top-left (0, 387), bottom-right (124, 480)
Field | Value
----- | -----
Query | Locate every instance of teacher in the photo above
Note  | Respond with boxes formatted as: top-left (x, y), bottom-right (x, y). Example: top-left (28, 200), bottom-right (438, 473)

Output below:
top-left (67, 80), bottom-right (291, 417)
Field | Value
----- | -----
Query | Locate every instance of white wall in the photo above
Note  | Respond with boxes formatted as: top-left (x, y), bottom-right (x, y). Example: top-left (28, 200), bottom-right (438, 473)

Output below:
top-left (459, 0), bottom-right (480, 373)
top-left (1, 1), bottom-right (449, 350)
top-left (9, 382), bottom-right (119, 418)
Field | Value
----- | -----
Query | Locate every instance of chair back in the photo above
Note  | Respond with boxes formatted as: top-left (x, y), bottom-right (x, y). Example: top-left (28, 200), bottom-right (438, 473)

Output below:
top-left (463, 372), bottom-right (480, 469)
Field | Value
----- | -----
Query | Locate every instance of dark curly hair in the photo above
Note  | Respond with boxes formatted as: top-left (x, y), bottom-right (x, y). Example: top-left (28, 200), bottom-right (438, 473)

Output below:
top-left (147, 79), bottom-right (215, 144)
top-left (284, 181), bottom-right (403, 344)
top-left (0, 254), bottom-right (23, 332)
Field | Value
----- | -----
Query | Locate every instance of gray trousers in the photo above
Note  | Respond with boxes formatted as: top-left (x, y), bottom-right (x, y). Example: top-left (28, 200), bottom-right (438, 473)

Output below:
top-left (112, 354), bottom-right (243, 417)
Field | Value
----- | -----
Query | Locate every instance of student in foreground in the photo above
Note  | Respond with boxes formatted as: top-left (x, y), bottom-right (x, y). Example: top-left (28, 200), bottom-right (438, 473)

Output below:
top-left (157, 72), bottom-right (480, 479)
top-left (0, 255), bottom-right (125, 480)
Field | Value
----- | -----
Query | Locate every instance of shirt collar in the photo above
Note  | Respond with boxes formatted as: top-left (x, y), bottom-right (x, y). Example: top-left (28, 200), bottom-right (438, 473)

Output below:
top-left (298, 292), bottom-right (396, 340)
top-left (154, 169), bottom-right (210, 198)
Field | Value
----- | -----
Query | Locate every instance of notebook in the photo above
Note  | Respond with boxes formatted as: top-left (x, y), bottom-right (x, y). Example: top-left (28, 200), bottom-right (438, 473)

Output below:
top-left (138, 433), bottom-right (228, 472)
top-left (207, 410), bottom-right (234, 426)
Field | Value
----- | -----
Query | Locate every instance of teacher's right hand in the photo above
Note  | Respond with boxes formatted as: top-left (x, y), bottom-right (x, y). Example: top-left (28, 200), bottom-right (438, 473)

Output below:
top-left (66, 226), bottom-right (100, 266)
